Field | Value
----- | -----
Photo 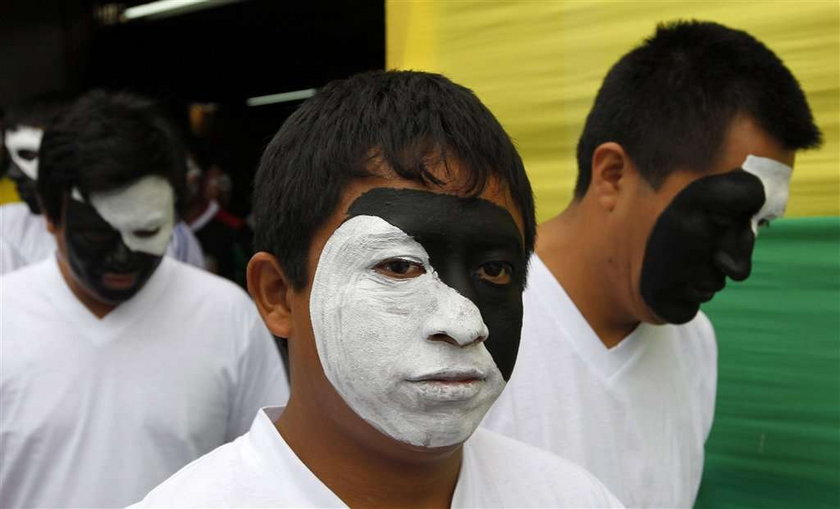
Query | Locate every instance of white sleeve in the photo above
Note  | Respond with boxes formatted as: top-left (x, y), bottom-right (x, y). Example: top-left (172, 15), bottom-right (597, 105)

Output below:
top-left (226, 306), bottom-right (289, 440)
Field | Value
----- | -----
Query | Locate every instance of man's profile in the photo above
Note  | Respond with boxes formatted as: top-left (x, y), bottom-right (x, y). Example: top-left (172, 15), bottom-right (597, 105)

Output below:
top-left (483, 20), bottom-right (822, 508)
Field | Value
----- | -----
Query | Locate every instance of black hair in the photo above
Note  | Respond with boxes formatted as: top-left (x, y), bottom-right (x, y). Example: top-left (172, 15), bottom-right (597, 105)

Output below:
top-left (3, 92), bottom-right (69, 130)
top-left (253, 70), bottom-right (536, 291)
top-left (38, 90), bottom-right (188, 224)
top-left (575, 20), bottom-right (822, 197)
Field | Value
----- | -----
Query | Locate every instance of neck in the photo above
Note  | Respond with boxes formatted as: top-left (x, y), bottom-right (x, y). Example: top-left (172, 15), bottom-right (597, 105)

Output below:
top-left (537, 202), bottom-right (639, 348)
top-left (277, 390), bottom-right (463, 509)
top-left (55, 255), bottom-right (116, 319)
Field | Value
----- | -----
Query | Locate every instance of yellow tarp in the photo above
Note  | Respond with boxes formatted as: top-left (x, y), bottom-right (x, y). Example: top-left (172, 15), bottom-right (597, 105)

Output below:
top-left (387, 1), bottom-right (840, 221)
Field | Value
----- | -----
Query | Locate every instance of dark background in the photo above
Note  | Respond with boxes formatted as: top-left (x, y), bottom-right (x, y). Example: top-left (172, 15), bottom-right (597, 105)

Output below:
top-left (0, 0), bottom-right (385, 215)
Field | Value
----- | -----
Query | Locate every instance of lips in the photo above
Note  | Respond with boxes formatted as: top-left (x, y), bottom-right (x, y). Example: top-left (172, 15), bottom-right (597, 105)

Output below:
top-left (686, 279), bottom-right (726, 303)
top-left (406, 368), bottom-right (487, 383)
top-left (404, 368), bottom-right (488, 402)
top-left (101, 272), bottom-right (138, 289)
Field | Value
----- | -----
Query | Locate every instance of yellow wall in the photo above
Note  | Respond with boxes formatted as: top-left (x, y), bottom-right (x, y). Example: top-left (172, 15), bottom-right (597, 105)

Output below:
top-left (387, 1), bottom-right (839, 221)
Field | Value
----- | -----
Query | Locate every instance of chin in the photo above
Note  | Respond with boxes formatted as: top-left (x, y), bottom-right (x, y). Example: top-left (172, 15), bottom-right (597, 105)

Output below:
top-left (653, 302), bottom-right (701, 325)
top-left (386, 415), bottom-right (478, 449)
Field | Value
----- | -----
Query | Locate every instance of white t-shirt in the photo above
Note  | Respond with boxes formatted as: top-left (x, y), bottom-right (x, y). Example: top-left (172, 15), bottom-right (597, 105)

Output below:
top-left (0, 202), bottom-right (54, 271)
top-left (0, 202), bottom-right (206, 273)
top-left (0, 237), bottom-right (25, 274)
top-left (0, 257), bottom-right (290, 508)
top-left (132, 407), bottom-right (622, 508)
top-left (482, 255), bottom-right (717, 508)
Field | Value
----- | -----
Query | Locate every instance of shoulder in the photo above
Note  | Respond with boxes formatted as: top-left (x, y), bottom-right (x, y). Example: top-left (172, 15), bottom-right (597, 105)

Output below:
top-left (669, 310), bottom-right (717, 360)
top-left (465, 428), bottom-right (623, 507)
top-left (0, 202), bottom-right (31, 222)
top-left (130, 436), bottom-right (257, 507)
top-left (683, 310), bottom-right (716, 339)
top-left (164, 258), bottom-right (251, 304)
top-left (0, 257), bottom-right (52, 295)
top-left (0, 237), bottom-right (25, 274)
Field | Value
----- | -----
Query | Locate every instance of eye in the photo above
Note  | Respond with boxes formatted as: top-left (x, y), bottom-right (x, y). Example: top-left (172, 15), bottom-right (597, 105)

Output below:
top-left (373, 258), bottom-right (426, 280)
top-left (133, 227), bottom-right (161, 239)
top-left (16, 149), bottom-right (37, 161)
top-left (476, 262), bottom-right (513, 286)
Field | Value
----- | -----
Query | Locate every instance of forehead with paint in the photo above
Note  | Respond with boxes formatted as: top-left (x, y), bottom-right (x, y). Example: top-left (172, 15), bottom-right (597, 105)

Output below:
top-left (62, 175), bottom-right (176, 304)
top-left (640, 155), bottom-right (793, 324)
top-left (309, 186), bottom-right (526, 448)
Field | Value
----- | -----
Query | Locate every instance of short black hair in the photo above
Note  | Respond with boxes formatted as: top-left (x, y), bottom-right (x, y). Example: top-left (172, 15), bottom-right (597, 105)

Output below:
top-left (253, 70), bottom-right (536, 291)
top-left (575, 20), bottom-right (822, 197)
top-left (38, 90), bottom-right (187, 224)
top-left (3, 92), bottom-right (69, 130)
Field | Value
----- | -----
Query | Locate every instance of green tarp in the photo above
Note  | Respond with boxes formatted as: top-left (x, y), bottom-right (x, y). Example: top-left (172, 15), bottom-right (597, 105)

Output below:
top-left (696, 217), bottom-right (840, 508)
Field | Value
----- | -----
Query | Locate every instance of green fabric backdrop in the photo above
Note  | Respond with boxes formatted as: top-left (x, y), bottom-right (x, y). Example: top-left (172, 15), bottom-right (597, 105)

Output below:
top-left (696, 217), bottom-right (840, 508)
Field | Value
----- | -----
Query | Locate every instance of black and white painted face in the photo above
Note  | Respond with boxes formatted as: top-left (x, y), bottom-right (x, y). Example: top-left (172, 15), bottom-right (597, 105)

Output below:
top-left (641, 155), bottom-right (792, 323)
top-left (309, 188), bottom-right (526, 448)
top-left (4, 125), bottom-right (43, 214)
top-left (64, 176), bottom-right (176, 305)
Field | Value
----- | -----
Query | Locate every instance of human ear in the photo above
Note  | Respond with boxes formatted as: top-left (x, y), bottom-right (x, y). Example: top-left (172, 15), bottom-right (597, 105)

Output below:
top-left (590, 142), bottom-right (630, 212)
top-left (247, 252), bottom-right (295, 338)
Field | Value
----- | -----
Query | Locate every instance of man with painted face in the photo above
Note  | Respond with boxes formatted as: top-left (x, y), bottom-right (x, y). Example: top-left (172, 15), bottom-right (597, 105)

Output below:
top-left (133, 71), bottom-right (621, 508)
top-left (482, 21), bottom-right (823, 507)
top-left (0, 97), bottom-right (205, 274)
top-left (0, 98), bottom-right (65, 269)
top-left (0, 91), bottom-right (288, 508)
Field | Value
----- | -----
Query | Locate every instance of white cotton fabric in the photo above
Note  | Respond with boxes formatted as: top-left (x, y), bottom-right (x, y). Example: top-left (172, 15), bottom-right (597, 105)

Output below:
top-left (482, 254), bottom-right (717, 508)
top-left (0, 237), bottom-right (25, 274)
top-left (0, 202), bottom-right (55, 273)
top-left (0, 201), bottom-right (205, 272)
top-left (131, 406), bottom-right (623, 508)
top-left (0, 257), bottom-right (289, 509)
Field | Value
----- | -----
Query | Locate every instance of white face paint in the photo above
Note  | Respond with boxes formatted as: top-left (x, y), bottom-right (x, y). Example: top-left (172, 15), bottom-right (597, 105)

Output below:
top-left (75, 175), bottom-right (175, 256)
top-left (741, 154), bottom-right (793, 235)
top-left (310, 215), bottom-right (504, 448)
top-left (4, 126), bottom-right (43, 180)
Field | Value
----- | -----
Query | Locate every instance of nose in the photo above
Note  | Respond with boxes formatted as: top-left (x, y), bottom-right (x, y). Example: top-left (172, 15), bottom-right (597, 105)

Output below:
top-left (106, 241), bottom-right (134, 271)
top-left (713, 225), bottom-right (755, 281)
top-left (423, 282), bottom-right (489, 347)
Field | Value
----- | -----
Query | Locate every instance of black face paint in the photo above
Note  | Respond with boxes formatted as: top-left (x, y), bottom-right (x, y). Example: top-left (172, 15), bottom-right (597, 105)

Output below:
top-left (348, 188), bottom-right (526, 380)
top-left (64, 199), bottom-right (162, 305)
top-left (6, 157), bottom-right (41, 214)
top-left (641, 169), bottom-right (766, 324)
